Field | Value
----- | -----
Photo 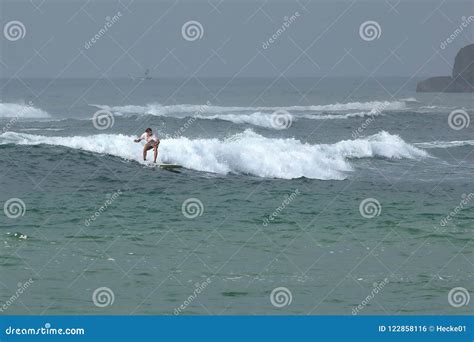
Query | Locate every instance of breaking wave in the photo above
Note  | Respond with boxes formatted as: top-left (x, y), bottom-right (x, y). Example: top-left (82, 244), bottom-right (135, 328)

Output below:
top-left (0, 130), bottom-right (428, 180)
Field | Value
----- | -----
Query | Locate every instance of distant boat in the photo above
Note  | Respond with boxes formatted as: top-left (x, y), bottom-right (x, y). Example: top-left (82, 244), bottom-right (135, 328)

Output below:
top-left (130, 69), bottom-right (152, 81)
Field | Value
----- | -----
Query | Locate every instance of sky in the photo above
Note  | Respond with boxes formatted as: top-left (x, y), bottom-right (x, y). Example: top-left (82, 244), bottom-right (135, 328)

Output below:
top-left (0, 0), bottom-right (473, 78)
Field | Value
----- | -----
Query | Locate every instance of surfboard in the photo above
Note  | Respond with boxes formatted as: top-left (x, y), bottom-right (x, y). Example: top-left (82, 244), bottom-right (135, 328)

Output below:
top-left (145, 162), bottom-right (182, 169)
top-left (156, 163), bottom-right (182, 169)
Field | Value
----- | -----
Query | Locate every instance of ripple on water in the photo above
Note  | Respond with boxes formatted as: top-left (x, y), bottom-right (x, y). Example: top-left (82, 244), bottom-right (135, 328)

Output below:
top-left (221, 291), bottom-right (249, 297)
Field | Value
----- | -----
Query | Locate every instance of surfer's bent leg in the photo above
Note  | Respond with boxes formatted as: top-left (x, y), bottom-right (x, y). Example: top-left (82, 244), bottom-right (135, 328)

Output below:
top-left (143, 142), bottom-right (154, 161)
top-left (153, 140), bottom-right (160, 163)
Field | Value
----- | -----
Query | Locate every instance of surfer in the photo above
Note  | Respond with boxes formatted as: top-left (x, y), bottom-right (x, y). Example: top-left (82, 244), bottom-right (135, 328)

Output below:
top-left (134, 128), bottom-right (160, 163)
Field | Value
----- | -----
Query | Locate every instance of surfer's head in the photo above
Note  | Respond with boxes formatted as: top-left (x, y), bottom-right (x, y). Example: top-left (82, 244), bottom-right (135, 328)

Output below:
top-left (145, 127), bottom-right (152, 136)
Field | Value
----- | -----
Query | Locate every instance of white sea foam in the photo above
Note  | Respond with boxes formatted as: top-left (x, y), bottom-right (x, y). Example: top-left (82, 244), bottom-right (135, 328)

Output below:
top-left (400, 97), bottom-right (419, 103)
top-left (91, 101), bottom-right (403, 129)
top-left (19, 128), bottom-right (64, 132)
top-left (415, 140), bottom-right (474, 148)
top-left (196, 109), bottom-right (383, 128)
top-left (0, 103), bottom-right (50, 118)
top-left (91, 101), bottom-right (406, 116)
top-left (202, 110), bottom-right (381, 128)
top-left (0, 130), bottom-right (428, 180)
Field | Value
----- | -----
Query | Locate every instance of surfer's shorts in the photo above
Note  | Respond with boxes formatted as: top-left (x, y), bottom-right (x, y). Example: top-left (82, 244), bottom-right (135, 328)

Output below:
top-left (145, 140), bottom-right (159, 150)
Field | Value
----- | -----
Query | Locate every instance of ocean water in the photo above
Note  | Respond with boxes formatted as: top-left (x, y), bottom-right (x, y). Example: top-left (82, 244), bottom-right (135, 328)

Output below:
top-left (0, 77), bottom-right (472, 315)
